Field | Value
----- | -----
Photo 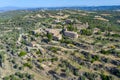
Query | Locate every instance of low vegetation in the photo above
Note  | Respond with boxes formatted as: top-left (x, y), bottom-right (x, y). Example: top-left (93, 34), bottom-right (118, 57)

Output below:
top-left (0, 9), bottom-right (120, 80)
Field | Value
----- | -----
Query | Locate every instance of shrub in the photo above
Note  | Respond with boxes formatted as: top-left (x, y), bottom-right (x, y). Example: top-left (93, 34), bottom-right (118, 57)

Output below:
top-left (18, 51), bottom-right (27, 57)
top-left (67, 25), bottom-right (77, 31)
top-left (3, 77), bottom-right (10, 80)
top-left (60, 38), bottom-right (73, 44)
top-left (13, 64), bottom-right (18, 69)
top-left (49, 47), bottom-right (60, 52)
top-left (111, 34), bottom-right (120, 37)
top-left (100, 49), bottom-right (111, 55)
top-left (36, 50), bottom-right (42, 55)
top-left (73, 69), bottom-right (79, 76)
top-left (47, 33), bottom-right (53, 41)
top-left (51, 57), bottom-right (58, 62)
top-left (15, 72), bottom-right (24, 78)
top-left (100, 49), bottom-right (120, 57)
top-left (78, 75), bottom-right (86, 80)
top-left (80, 29), bottom-right (92, 36)
top-left (101, 74), bottom-right (114, 80)
top-left (23, 63), bottom-right (33, 69)
top-left (91, 55), bottom-right (100, 63)
top-left (84, 72), bottom-right (98, 80)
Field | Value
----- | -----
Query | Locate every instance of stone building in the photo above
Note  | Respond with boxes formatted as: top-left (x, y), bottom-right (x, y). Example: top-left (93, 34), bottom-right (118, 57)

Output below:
top-left (45, 29), bottom-right (62, 40)
top-left (63, 29), bottom-right (78, 38)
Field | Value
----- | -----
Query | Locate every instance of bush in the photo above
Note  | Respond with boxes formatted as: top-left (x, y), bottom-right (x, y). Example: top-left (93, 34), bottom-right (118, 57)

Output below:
top-left (3, 72), bottom-right (34, 80)
top-left (100, 49), bottom-right (111, 55)
top-left (27, 74), bottom-right (34, 79)
top-left (73, 69), bottom-right (79, 76)
top-left (51, 57), bottom-right (58, 62)
top-left (18, 51), bottom-right (27, 57)
top-left (23, 63), bottom-right (33, 69)
top-left (78, 75), bottom-right (86, 80)
top-left (111, 34), bottom-right (120, 37)
top-left (47, 33), bottom-right (53, 41)
top-left (13, 64), bottom-right (18, 69)
top-left (91, 55), bottom-right (100, 63)
top-left (36, 50), bottom-right (42, 55)
top-left (80, 29), bottom-right (92, 36)
top-left (109, 68), bottom-right (120, 78)
top-left (3, 77), bottom-right (10, 80)
top-left (100, 49), bottom-right (120, 57)
top-left (49, 47), bottom-right (60, 52)
top-left (67, 25), bottom-right (77, 31)
top-left (101, 74), bottom-right (114, 80)
top-left (60, 38), bottom-right (73, 44)
top-left (15, 72), bottom-right (24, 78)
top-left (84, 72), bottom-right (98, 80)
top-left (18, 66), bottom-right (23, 70)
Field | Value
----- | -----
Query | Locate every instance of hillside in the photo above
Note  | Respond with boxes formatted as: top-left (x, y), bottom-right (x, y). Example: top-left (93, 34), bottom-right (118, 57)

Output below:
top-left (0, 9), bottom-right (120, 80)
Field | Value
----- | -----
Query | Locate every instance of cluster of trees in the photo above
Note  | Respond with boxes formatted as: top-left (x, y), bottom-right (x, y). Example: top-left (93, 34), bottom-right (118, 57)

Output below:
top-left (3, 72), bottom-right (34, 80)
top-left (69, 11), bottom-right (120, 32)
top-left (100, 49), bottom-right (120, 57)
top-left (80, 29), bottom-right (92, 36)
top-left (100, 73), bottom-right (114, 80)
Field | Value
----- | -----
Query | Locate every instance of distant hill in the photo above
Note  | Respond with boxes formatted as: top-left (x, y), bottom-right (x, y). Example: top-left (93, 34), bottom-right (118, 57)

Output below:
top-left (0, 5), bottom-right (120, 12)
top-left (75, 5), bottom-right (120, 11)
top-left (0, 6), bottom-right (25, 12)
top-left (23, 5), bottom-right (120, 11)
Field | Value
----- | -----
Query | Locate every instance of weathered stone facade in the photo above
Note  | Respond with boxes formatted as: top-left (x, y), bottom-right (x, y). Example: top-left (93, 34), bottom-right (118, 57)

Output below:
top-left (63, 29), bottom-right (78, 38)
top-left (45, 29), bottom-right (62, 40)
top-left (64, 31), bottom-right (78, 38)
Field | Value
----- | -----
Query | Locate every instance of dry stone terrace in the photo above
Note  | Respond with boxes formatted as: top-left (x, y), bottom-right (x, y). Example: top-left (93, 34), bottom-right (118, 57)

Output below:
top-left (13, 25), bottom-right (120, 80)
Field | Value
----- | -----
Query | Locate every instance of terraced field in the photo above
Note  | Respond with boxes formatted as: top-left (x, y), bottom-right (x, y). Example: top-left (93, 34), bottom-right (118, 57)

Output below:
top-left (0, 9), bottom-right (120, 80)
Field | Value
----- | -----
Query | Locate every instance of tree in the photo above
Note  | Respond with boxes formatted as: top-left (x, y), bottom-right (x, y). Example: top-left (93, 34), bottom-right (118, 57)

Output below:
top-left (80, 29), bottom-right (92, 36)
top-left (18, 51), bottom-right (27, 57)
top-left (47, 33), bottom-right (53, 42)
top-left (67, 24), bottom-right (77, 31)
